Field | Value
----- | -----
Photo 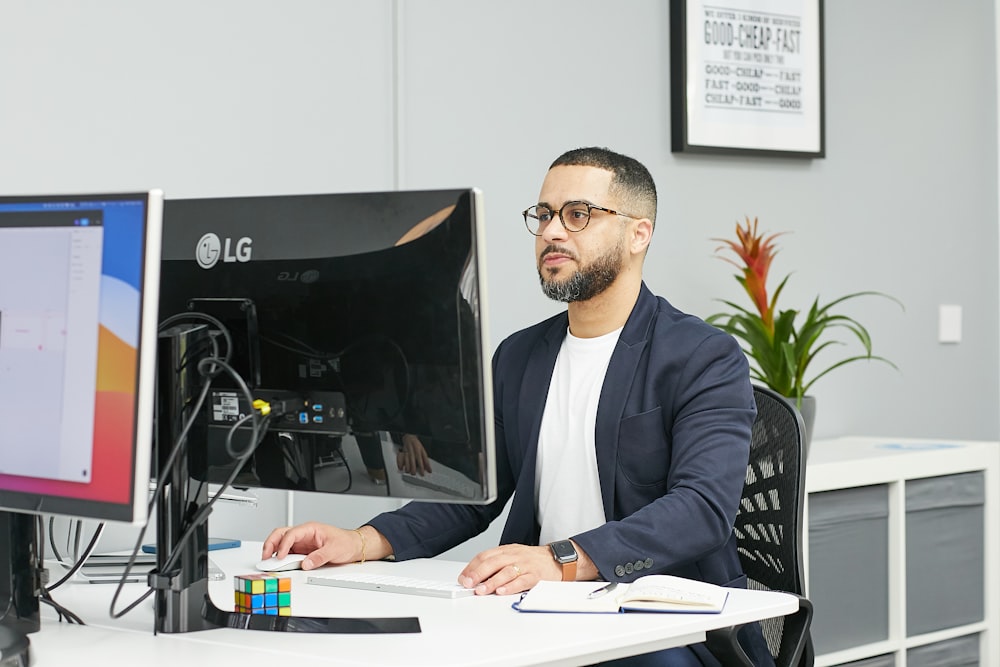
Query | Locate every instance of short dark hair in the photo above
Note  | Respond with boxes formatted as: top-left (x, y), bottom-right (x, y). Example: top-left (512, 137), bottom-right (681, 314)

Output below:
top-left (550, 147), bottom-right (657, 225)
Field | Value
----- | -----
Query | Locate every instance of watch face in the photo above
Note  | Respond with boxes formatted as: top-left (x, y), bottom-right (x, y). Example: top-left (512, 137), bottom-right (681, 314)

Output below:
top-left (550, 540), bottom-right (577, 562)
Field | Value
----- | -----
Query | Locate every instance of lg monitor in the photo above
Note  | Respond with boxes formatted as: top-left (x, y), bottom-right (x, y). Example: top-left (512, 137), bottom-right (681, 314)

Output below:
top-left (153, 187), bottom-right (494, 634)
top-left (158, 188), bottom-right (495, 505)
top-left (0, 191), bottom-right (163, 655)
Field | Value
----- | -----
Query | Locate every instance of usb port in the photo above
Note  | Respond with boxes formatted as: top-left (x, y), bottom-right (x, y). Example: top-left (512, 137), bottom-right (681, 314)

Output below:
top-left (312, 404), bottom-right (323, 412)
top-left (312, 415), bottom-right (324, 424)
top-left (298, 412), bottom-right (309, 424)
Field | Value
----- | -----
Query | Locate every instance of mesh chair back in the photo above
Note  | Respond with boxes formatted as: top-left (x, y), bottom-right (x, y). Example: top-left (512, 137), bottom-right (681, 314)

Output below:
top-left (736, 385), bottom-right (808, 665)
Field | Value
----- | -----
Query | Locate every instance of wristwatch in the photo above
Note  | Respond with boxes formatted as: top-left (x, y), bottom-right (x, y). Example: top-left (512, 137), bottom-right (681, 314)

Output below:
top-left (548, 540), bottom-right (578, 581)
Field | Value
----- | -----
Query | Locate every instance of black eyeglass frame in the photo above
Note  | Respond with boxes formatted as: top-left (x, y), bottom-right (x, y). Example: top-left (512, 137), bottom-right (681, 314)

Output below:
top-left (521, 200), bottom-right (639, 236)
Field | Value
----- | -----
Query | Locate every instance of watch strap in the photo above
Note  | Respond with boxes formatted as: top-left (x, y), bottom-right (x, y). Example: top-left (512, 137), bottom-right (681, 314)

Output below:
top-left (560, 559), bottom-right (577, 582)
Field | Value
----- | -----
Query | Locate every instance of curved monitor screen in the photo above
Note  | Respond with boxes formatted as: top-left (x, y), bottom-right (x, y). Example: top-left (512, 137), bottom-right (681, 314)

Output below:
top-left (0, 192), bottom-right (161, 524)
top-left (159, 188), bottom-right (495, 504)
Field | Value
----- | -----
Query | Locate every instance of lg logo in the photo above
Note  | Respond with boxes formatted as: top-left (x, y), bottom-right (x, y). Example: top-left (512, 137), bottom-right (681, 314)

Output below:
top-left (195, 233), bottom-right (253, 269)
top-left (277, 269), bottom-right (320, 283)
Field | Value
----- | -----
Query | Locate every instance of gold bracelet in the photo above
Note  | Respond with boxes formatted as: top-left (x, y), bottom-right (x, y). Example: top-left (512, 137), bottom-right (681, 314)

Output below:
top-left (353, 527), bottom-right (367, 564)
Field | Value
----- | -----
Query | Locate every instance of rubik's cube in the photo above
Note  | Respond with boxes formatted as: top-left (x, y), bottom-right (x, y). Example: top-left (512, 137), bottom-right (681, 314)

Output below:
top-left (234, 573), bottom-right (292, 615)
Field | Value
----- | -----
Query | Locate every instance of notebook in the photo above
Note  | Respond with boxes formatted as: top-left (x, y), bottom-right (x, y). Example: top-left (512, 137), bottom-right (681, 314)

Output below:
top-left (513, 575), bottom-right (729, 614)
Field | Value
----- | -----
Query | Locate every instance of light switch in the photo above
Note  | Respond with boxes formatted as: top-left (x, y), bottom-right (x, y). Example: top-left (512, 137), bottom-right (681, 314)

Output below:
top-left (938, 304), bottom-right (962, 343)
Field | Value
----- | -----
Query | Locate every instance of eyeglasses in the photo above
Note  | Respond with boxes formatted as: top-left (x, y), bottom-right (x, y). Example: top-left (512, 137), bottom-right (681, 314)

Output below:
top-left (521, 200), bottom-right (638, 236)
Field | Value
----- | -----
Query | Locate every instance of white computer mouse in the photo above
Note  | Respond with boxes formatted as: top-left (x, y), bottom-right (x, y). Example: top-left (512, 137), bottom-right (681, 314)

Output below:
top-left (256, 553), bottom-right (307, 572)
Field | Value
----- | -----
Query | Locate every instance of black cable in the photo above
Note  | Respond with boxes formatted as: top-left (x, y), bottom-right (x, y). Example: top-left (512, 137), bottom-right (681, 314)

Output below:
top-left (39, 595), bottom-right (84, 625)
top-left (109, 578), bottom-right (153, 620)
top-left (288, 433), bottom-right (352, 494)
top-left (47, 517), bottom-right (65, 567)
top-left (334, 445), bottom-right (352, 494)
top-left (35, 514), bottom-right (87, 624)
top-left (45, 522), bottom-right (105, 592)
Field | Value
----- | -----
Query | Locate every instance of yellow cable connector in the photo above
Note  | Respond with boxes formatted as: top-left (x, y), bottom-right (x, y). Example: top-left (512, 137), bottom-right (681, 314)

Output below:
top-left (252, 399), bottom-right (271, 416)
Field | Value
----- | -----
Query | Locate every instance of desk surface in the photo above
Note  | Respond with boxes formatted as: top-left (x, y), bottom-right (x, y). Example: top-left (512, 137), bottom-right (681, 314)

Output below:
top-left (27, 544), bottom-right (797, 667)
top-left (807, 436), bottom-right (999, 493)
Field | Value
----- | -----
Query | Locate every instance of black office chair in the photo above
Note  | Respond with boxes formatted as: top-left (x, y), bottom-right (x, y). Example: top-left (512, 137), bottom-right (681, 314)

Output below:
top-left (706, 385), bottom-right (814, 667)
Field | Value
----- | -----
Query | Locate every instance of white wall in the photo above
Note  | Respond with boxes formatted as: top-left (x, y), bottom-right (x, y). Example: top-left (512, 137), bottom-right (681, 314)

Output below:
top-left (0, 0), bottom-right (397, 196)
top-left (2, 0), bottom-right (996, 551)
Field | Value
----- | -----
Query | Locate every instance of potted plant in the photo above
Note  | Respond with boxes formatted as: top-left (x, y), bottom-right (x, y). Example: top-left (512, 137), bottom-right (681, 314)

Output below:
top-left (706, 217), bottom-right (901, 447)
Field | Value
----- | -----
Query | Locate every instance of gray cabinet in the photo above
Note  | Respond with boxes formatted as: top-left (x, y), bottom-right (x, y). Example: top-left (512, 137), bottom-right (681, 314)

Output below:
top-left (805, 438), bottom-right (998, 667)
top-left (809, 485), bottom-right (890, 654)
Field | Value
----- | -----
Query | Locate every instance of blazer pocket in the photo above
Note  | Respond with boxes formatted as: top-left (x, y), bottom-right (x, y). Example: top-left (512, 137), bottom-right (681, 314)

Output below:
top-left (617, 407), bottom-right (669, 488)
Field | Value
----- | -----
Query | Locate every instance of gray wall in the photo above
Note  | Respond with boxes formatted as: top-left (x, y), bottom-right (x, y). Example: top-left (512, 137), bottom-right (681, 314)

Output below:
top-left (2, 0), bottom-right (996, 553)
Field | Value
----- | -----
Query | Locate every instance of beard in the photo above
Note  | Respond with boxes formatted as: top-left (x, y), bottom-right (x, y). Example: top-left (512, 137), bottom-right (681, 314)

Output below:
top-left (538, 235), bottom-right (625, 303)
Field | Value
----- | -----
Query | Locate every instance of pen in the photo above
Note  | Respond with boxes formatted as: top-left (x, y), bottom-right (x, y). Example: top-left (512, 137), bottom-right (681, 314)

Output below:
top-left (586, 582), bottom-right (618, 599)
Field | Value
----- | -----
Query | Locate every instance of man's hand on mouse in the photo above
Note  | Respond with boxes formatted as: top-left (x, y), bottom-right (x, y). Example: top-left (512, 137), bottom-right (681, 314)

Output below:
top-left (262, 522), bottom-right (392, 570)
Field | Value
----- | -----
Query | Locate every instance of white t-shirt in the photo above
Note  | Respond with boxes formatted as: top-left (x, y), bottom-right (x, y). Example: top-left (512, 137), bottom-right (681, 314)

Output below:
top-left (535, 325), bottom-right (622, 546)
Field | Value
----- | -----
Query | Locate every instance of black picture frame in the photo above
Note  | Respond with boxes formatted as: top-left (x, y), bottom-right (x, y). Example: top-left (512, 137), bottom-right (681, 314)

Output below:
top-left (670, 0), bottom-right (825, 157)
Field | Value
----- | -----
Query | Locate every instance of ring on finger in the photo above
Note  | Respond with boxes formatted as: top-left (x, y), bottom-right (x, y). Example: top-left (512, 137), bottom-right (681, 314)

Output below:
top-left (512, 564), bottom-right (521, 577)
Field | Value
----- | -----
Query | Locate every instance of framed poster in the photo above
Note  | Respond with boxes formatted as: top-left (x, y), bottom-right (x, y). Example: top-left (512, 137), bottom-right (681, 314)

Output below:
top-left (670, 0), bottom-right (825, 157)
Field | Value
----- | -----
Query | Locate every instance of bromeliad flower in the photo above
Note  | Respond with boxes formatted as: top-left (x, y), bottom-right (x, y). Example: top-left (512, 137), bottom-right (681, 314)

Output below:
top-left (706, 217), bottom-right (902, 405)
top-left (712, 217), bottom-right (785, 332)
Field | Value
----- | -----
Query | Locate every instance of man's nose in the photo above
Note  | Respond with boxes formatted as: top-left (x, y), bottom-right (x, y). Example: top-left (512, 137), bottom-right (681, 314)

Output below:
top-left (540, 213), bottom-right (568, 243)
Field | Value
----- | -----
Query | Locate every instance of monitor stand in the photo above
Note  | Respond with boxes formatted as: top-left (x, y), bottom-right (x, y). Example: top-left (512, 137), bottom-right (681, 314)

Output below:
top-left (0, 510), bottom-right (39, 666)
top-left (0, 625), bottom-right (30, 667)
top-left (152, 323), bottom-right (420, 635)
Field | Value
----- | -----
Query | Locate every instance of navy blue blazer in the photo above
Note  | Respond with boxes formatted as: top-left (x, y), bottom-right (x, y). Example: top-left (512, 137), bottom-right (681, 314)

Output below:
top-left (370, 283), bottom-right (755, 589)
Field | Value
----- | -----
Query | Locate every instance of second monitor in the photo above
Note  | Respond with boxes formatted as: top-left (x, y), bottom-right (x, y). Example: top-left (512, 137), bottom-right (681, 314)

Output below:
top-left (158, 188), bottom-right (495, 504)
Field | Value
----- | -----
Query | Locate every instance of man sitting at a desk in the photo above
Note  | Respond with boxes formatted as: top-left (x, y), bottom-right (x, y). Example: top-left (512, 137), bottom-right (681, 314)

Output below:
top-left (263, 147), bottom-right (773, 667)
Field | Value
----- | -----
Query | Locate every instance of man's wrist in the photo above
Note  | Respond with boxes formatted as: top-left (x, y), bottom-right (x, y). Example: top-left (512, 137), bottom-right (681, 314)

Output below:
top-left (548, 540), bottom-right (579, 581)
top-left (568, 540), bottom-right (599, 581)
top-left (352, 527), bottom-right (367, 563)
top-left (356, 525), bottom-right (394, 561)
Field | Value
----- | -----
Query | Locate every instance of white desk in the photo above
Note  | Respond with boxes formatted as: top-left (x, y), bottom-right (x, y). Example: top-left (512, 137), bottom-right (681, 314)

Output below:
top-left (27, 544), bottom-right (798, 666)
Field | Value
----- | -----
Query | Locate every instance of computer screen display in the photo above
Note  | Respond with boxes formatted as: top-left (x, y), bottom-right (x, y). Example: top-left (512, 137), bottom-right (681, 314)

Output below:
top-left (0, 192), bottom-right (162, 524)
top-left (158, 188), bottom-right (495, 504)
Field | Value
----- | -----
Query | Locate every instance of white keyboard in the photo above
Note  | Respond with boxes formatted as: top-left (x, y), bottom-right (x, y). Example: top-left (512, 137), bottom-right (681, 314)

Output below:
top-left (307, 572), bottom-right (474, 599)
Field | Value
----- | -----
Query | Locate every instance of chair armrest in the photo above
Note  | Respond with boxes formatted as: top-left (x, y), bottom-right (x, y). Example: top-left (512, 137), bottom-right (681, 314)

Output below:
top-left (705, 594), bottom-right (814, 667)
top-left (705, 624), bottom-right (753, 667)
top-left (786, 595), bottom-right (814, 667)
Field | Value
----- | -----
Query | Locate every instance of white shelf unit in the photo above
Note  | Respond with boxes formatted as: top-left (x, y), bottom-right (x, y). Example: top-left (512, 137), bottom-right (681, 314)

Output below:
top-left (805, 437), bottom-right (1000, 667)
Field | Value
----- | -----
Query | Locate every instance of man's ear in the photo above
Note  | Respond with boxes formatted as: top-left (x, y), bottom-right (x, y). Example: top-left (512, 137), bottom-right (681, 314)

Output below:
top-left (630, 218), bottom-right (653, 255)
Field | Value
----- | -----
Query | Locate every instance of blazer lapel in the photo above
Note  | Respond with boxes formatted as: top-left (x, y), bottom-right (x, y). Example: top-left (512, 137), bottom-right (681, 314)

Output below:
top-left (594, 284), bottom-right (657, 520)
top-left (505, 314), bottom-right (566, 543)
